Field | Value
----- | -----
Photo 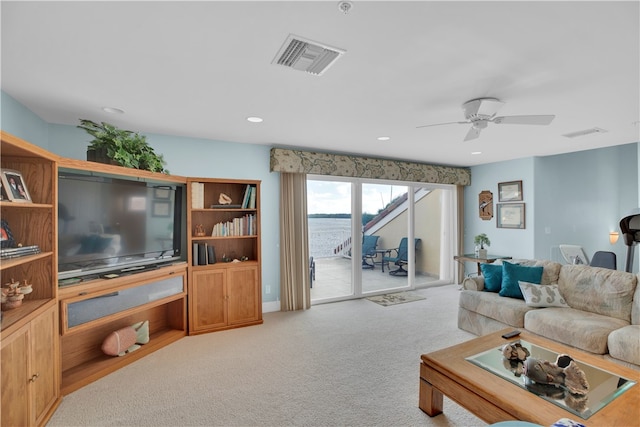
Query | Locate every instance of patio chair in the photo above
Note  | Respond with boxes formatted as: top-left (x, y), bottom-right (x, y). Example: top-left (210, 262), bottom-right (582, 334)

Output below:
top-left (381, 237), bottom-right (421, 275)
top-left (362, 235), bottom-right (380, 269)
top-left (309, 256), bottom-right (315, 287)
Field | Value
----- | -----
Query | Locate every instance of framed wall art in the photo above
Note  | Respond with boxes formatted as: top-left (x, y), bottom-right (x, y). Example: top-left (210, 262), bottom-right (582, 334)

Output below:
top-left (478, 190), bottom-right (493, 220)
top-left (498, 180), bottom-right (523, 202)
top-left (497, 203), bottom-right (526, 229)
top-left (1, 169), bottom-right (32, 203)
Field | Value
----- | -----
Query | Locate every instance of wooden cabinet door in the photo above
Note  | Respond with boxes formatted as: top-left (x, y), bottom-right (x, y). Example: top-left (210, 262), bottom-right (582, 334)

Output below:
top-left (1, 324), bottom-right (31, 427)
top-left (191, 269), bottom-right (227, 331)
top-left (31, 305), bottom-right (59, 426)
top-left (227, 265), bottom-right (260, 325)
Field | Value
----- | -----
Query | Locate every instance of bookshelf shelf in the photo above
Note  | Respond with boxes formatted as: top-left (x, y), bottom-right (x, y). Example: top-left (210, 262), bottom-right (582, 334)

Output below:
top-left (186, 178), bottom-right (262, 335)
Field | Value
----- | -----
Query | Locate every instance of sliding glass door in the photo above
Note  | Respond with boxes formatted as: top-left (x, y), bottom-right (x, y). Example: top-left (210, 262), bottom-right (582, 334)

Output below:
top-left (361, 183), bottom-right (410, 293)
top-left (307, 179), bottom-right (353, 301)
top-left (307, 176), bottom-right (456, 304)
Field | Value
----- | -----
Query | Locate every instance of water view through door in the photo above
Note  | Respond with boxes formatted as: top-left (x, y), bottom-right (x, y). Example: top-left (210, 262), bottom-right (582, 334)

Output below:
top-left (307, 179), bottom-right (353, 302)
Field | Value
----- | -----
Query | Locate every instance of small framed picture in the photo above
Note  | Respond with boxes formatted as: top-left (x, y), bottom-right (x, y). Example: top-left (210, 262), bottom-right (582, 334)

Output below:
top-left (152, 201), bottom-right (171, 217)
top-left (1, 169), bottom-right (32, 203)
top-left (154, 187), bottom-right (171, 199)
top-left (497, 203), bottom-right (526, 229)
top-left (498, 180), bottom-right (523, 202)
top-left (1, 219), bottom-right (16, 248)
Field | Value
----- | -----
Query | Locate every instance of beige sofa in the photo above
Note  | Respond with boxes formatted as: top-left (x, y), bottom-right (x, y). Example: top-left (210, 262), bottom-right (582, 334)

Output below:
top-left (458, 259), bottom-right (640, 370)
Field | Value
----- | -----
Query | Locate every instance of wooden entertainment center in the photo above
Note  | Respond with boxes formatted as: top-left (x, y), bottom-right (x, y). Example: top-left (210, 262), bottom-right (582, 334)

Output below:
top-left (0, 131), bottom-right (263, 426)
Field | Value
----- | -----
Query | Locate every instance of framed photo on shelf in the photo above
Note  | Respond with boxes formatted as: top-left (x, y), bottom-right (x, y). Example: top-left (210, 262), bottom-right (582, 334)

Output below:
top-left (497, 203), bottom-right (525, 229)
top-left (1, 219), bottom-right (16, 248)
top-left (0, 168), bottom-right (32, 203)
top-left (154, 187), bottom-right (171, 199)
top-left (152, 200), bottom-right (171, 217)
top-left (498, 180), bottom-right (523, 202)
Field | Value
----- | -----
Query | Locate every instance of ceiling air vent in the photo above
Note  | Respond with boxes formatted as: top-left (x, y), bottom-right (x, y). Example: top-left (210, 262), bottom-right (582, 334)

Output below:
top-left (272, 34), bottom-right (345, 76)
top-left (562, 127), bottom-right (608, 138)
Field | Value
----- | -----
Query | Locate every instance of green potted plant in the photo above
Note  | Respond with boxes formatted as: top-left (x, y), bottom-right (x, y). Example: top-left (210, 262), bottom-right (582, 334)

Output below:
top-left (78, 119), bottom-right (168, 173)
top-left (474, 233), bottom-right (490, 258)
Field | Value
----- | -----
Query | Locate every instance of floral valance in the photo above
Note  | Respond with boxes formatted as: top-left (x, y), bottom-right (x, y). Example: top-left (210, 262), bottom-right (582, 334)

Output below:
top-left (270, 148), bottom-right (471, 186)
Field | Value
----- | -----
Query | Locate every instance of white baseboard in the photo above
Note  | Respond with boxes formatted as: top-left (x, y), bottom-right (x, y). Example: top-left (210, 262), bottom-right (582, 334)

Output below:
top-left (262, 300), bottom-right (280, 313)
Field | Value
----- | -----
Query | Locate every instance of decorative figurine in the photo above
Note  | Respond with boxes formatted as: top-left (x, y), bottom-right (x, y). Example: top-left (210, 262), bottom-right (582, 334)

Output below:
top-left (218, 193), bottom-right (232, 205)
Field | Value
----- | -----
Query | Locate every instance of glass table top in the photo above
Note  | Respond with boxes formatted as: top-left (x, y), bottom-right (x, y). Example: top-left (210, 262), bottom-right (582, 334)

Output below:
top-left (466, 339), bottom-right (636, 420)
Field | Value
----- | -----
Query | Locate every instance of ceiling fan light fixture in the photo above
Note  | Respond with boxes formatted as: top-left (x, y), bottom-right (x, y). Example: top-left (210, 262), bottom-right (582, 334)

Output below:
top-left (462, 98), bottom-right (504, 120)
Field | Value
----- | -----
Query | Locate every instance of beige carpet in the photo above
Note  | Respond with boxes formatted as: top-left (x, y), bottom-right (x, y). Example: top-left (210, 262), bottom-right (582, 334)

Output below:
top-left (48, 284), bottom-right (485, 426)
top-left (366, 291), bottom-right (426, 306)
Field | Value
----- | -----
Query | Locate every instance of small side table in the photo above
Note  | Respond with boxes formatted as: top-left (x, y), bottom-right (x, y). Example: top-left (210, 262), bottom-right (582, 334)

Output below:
top-left (454, 254), bottom-right (512, 276)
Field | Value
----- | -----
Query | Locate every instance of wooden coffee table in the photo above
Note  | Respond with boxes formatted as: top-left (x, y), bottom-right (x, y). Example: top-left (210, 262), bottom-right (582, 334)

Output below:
top-left (419, 329), bottom-right (639, 426)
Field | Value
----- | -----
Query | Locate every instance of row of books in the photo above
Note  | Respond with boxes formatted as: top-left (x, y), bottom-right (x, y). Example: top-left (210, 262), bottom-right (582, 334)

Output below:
top-left (192, 242), bottom-right (216, 266)
top-left (211, 214), bottom-right (256, 237)
top-left (191, 182), bottom-right (205, 209)
top-left (241, 185), bottom-right (257, 209)
top-left (0, 245), bottom-right (41, 259)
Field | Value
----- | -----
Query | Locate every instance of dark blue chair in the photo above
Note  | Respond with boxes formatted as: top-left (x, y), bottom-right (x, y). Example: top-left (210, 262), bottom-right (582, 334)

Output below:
top-left (590, 251), bottom-right (616, 269)
top-left (382, 237), bottom-right (421, 275)
top-left (362, 235), bottom-right (380, 269)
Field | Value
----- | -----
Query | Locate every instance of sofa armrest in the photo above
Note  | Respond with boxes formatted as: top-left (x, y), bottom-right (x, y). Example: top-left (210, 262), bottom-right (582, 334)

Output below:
top-left (462, 276), bottom-right (484, 291)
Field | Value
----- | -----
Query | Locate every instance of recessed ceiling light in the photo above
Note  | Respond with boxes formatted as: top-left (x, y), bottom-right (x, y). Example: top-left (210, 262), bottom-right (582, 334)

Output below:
top-left (102, 107), bottom-right (124, 114)
top-left (377, 136), bottom-right (390, 141)
top-left (471, 151), bottom-right (482, 155)
top-left (247, 116), bottom-right (263, 123)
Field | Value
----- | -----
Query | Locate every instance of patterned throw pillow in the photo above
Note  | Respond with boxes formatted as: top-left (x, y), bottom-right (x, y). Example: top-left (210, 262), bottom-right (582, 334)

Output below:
top-left (499, 261), bottom-right (543, 299)
top-left (480, 263), bottom-right (502, 292)
top-left (519, 281), bottom-right (570, 308)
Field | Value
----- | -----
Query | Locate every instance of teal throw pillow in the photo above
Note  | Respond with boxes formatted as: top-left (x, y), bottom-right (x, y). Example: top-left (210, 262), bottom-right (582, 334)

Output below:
top-left (480, 263), bottom-right (502, 292)
top-left (499, 262), bottom-right (543, 299)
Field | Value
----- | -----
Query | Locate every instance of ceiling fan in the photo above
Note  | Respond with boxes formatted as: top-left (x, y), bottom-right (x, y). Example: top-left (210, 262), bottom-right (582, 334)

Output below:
top-left (417, 97), bottom-right (555, 141)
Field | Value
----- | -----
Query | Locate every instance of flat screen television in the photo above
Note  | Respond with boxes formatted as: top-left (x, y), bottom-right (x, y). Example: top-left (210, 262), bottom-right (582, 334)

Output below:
top-left (58, 169), bottom-right (185, 282)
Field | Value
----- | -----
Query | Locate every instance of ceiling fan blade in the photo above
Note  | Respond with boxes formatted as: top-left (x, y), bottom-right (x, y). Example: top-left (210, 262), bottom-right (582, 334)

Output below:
top-left (493, 115), bottom-right (555, 125)
top-left (464, 126), bottom-right (481, 141)
top-left (416, 121), bottom-right (468, 129)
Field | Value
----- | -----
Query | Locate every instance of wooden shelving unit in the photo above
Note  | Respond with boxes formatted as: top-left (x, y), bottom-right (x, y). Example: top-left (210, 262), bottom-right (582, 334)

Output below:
top-left (54, 158), bottom-right (189, 395)
top-left (58, 264), bottom-right (187, 395)
top-left (187, 178), bottom-right (262, 334)
top-left (1, 131), bottom-right (61, 427)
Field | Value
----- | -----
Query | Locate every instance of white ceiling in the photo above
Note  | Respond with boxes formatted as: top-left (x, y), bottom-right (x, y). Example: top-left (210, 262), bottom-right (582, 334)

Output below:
top-left (2, 1), bottom-right (639, 167)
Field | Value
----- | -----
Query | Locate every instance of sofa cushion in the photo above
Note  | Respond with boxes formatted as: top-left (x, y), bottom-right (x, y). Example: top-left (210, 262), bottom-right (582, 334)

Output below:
top-left (508, 259), bottom-right (562, 285)
top-left (459, 290), bottom-right (535, 328)
top-left (480, 263), bottom-right (502, 292)
top-left (558, 265), bottom-right (637, 322)
top-left (525, 307), bottom-right (630, 354)
top-left (518, 282), bottom-right (569, 308)
top-left (608, 325), bottom-right (640, 365)
top-left (499, 262), bottom-right (543, 299)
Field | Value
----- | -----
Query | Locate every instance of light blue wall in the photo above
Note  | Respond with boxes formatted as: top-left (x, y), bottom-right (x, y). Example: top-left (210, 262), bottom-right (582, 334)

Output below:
top-left (3, 91), bottom-right (281, 304)
top-left (464, 157), bottom-right (536, 262)
top-left (1, 91), bottom-right (49, 147)
top-left (533, 146), bottom-right (637, 270)
top-left (464, 144), bottom-right (639, 275)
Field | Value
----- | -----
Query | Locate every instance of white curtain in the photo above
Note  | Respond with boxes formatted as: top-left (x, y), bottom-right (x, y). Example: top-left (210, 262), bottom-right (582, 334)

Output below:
top-left (279, 173), bottom-right (311, 311)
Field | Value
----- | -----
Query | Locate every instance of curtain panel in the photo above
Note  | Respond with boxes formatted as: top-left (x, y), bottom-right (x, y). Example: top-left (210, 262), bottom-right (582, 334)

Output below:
top-left (270, 148), bottom-right (471, 186)
top-left (279, 172), bottom-right (311, 311)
